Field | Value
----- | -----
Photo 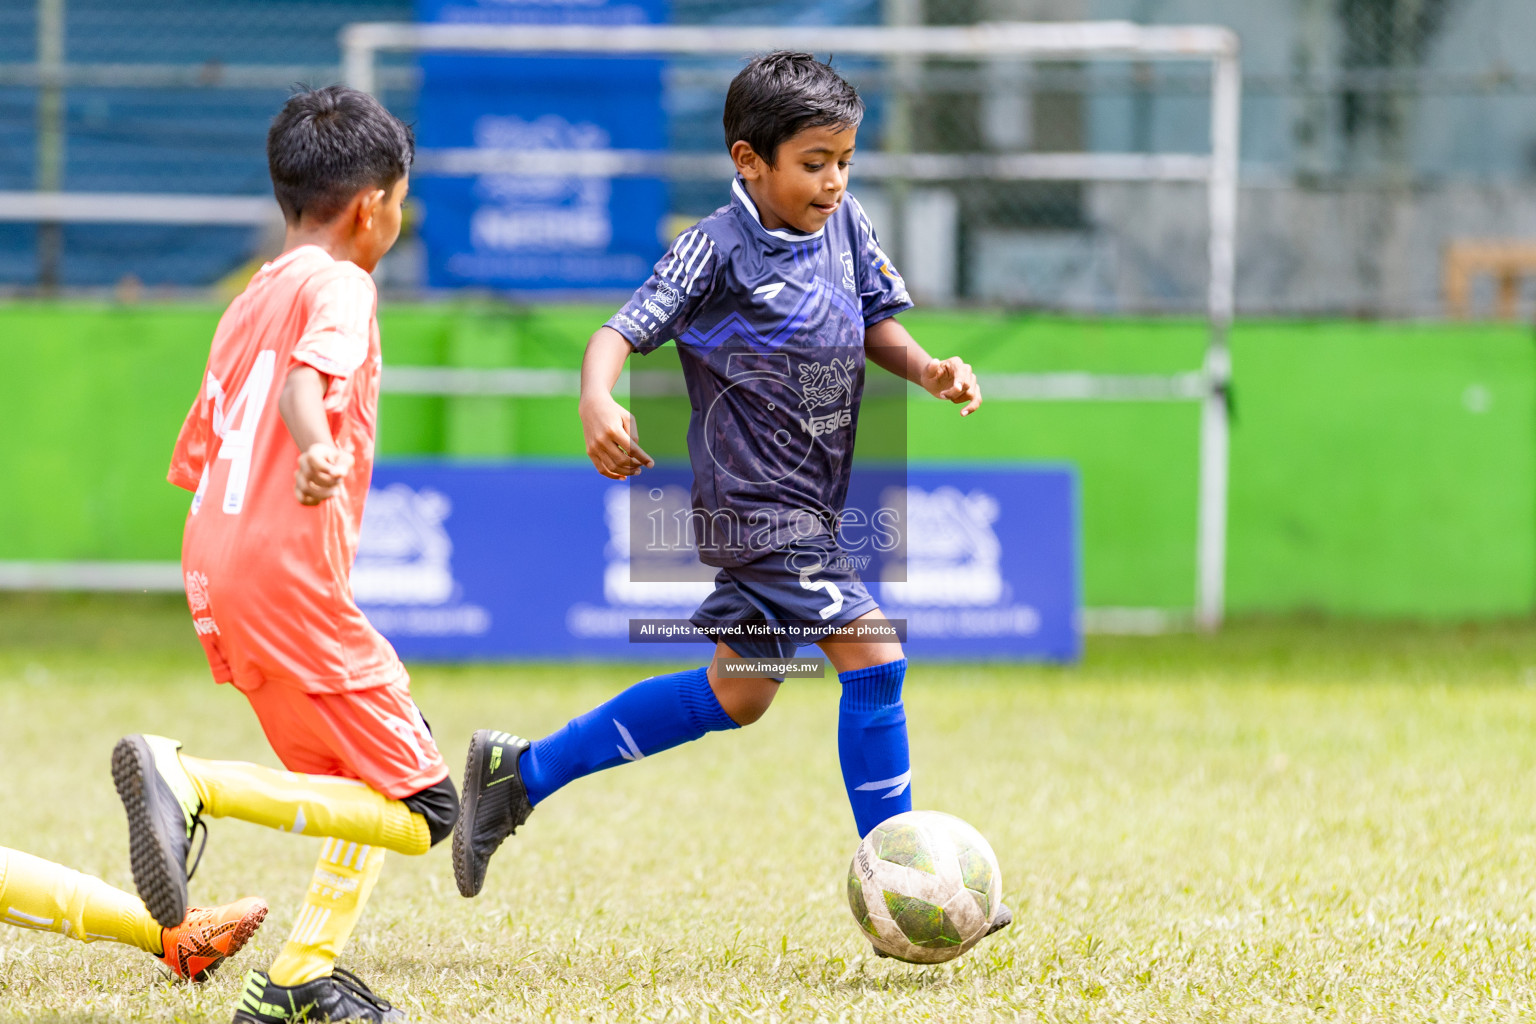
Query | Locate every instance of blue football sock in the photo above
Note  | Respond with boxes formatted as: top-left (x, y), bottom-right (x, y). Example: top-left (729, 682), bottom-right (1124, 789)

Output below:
top-left (838, 658), bottom-right (912, 837)
top-left (519, 666), bottom-right (738, 806)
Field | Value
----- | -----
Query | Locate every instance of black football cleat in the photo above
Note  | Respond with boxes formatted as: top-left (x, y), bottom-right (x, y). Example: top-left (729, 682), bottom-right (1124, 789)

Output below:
top-left (452, 729), bottom-right (533, 898)
top-left (112, 734), bottom-right (207, 928)
top-left (985, 900), bottom-right (1013, 937)
top-left (231, 968), bottom-right (404, 1023)
top-left (871, 900), bottom-right (1013, 959)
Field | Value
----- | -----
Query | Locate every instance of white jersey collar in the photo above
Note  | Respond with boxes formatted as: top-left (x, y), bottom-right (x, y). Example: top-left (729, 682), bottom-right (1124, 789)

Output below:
top-left (732, 177), bottom-right (826, 242)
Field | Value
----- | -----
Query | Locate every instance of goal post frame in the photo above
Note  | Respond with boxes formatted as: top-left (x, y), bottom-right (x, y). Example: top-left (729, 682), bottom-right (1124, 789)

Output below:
top-left (340, 20), bottom-right (1240, 630)
top-left (339, 21), bottom-right (1237, 92)
top-left (0, 23), bottom-right (1239, 632)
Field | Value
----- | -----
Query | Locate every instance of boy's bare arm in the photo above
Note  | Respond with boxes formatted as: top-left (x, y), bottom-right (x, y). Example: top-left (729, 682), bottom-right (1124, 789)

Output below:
top-left (579, 326), bottom-right (654, 480)
top-left (865, 317), bottom-right (982, 416)
top-left (278, 365), bottom-right (354, 505)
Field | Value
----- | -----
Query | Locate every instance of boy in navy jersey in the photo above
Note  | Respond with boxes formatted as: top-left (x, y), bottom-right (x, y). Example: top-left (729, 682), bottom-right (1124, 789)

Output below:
top-left (453, 51), bottom-right (1008, 943)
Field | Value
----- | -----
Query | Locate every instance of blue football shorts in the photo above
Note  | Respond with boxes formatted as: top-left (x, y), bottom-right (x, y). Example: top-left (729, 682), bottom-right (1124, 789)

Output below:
top-left (690, 538), bottom-right (881, 661)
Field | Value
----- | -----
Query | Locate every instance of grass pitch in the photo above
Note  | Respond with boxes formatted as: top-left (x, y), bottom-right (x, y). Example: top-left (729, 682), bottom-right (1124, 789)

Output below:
top-left (3, 597), bottom-right (1536, 1022)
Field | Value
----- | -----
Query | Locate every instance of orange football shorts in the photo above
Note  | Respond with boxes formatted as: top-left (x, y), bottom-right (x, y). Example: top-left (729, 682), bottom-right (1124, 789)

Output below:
top-left (236, 672), bottom-right (448, 800)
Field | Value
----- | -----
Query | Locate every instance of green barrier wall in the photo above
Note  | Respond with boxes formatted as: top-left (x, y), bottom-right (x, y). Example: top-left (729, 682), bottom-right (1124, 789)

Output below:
top-left (1, 304), bottom-right (1530, 616)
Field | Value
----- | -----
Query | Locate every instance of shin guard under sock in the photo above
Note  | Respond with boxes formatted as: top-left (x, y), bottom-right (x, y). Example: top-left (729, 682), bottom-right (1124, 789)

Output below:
top-left (267, 839), bottom-right (385, 986)
top-left (519, 666), bottom-right (738, 805)
top-left (0, 845), bottom-right (162, 952)
top-left (179, 756), bottom-right (430, 856)
top-left (838, 658), bottom-right (912, 837)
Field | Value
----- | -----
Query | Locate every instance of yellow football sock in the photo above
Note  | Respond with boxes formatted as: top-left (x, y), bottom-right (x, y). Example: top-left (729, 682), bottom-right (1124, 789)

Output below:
top-left (267, 839), bottom-right (385, 986)
top-left (0, 846), bottom-right (163, 953)
top-left (179, 756), bottom-right (429, 856)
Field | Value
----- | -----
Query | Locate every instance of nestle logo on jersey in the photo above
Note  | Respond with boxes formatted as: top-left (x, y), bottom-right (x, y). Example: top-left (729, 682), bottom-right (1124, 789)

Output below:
top-left (799, 407), bottom-right (852, 437)
top-left (643, 283), bottom-right (680, 322)
top-left (185, 570), bottom-right (211, 613)
top-left (793, 357), bottom-right (855, 436)
top-left (797, 358), bottom-right (855, 410)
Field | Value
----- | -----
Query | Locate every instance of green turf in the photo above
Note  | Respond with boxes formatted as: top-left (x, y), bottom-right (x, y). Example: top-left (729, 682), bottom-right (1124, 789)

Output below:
top-left (4, 596), bottom-right (1536, 1021)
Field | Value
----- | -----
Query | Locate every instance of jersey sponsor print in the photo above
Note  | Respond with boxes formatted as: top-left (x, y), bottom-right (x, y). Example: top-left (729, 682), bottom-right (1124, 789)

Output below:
top-left (605, 178), bottom-right (913, 568)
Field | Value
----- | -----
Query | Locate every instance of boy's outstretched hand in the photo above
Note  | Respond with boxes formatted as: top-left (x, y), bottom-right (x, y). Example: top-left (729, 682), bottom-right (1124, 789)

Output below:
top-left (920, 356), bottom-right (983, 416)
top-left (294, 442), bottom-right (354, 505)
top-left (580, 393), bottom-right (655, 480)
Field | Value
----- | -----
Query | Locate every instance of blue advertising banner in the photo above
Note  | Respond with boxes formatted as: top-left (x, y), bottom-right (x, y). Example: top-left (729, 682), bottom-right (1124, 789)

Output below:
top-left (354, 463), bottom-right (1080, 662)
top-left (412, 0), bottom-right (669, 292)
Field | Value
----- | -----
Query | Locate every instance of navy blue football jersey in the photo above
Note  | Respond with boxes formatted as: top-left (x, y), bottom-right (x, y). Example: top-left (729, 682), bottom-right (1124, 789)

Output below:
top-left (606, 177), bottom-right (913, 567)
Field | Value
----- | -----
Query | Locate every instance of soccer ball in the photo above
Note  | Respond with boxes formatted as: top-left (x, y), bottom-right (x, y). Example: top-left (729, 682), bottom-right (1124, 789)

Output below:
top-left (846, 810), bottom-right (1004, 964)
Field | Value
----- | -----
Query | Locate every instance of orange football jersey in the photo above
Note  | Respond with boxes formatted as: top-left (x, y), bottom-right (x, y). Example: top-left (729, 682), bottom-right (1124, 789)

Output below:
top-left (169, 245), bottom-right (404, 695)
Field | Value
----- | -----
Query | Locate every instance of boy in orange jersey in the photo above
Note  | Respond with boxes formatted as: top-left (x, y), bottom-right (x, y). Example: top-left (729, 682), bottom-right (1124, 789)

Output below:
top-left (0, 844), bottom-right (265, 982)
top-left (110, 85), bottom-right (457, 1024)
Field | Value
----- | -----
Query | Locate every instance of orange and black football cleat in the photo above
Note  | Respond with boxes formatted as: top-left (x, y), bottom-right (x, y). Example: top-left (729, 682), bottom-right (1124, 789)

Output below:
top-left (158, 896), bottom-right (268, 983)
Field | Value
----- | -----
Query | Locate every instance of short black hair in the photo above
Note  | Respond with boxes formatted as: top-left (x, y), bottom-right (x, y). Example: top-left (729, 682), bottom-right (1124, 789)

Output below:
top-left (267, 85), bottom-right (414, 225)
top-left (723, 51), bottom-right (864, 165)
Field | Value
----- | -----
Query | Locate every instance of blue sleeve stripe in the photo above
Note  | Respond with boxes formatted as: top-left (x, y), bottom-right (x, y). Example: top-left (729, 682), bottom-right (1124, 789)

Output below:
top-left (670, 231), bottom-right (704, 288)
top-left (672, 232), bottom-right (702, 283)
top-left (654, 228), bottom-right (697, 284)
top-left (666, 230), bottom-right (703, 282)
top-left (680, 236), bottom-right (715, 291)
